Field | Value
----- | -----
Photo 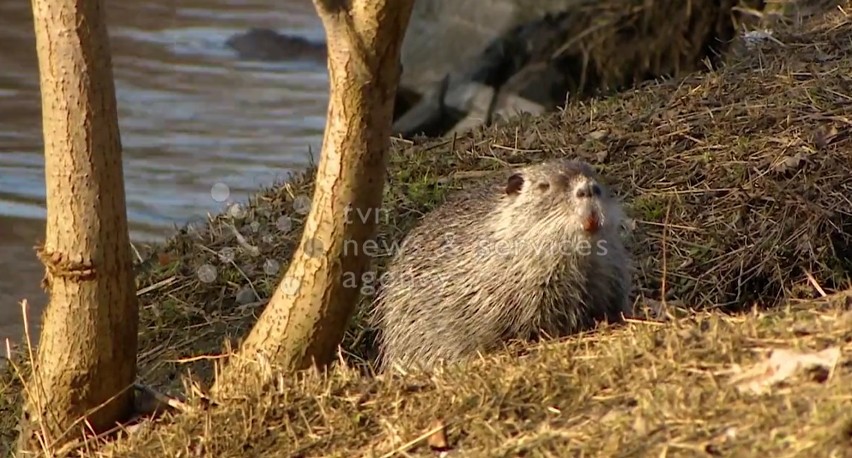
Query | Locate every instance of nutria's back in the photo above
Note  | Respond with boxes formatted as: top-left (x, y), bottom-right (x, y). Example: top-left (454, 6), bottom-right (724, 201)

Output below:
top-left (370, 158), bottom-right (633, 371)
top-left (225, 28), bottom-right (327, 62)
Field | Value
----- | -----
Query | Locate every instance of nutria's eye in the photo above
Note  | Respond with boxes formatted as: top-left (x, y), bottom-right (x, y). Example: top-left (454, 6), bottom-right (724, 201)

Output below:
top-left (592, 184), bottom-right (601, 196)
top-left (506, 173), bottom-right (524, 195)
top-left (576, 183), bottom-right (602, 199)
top-left (537, 182), bottom-right (550, 192)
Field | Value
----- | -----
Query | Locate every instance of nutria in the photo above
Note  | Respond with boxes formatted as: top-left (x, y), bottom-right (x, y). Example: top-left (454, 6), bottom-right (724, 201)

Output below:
top-left (225, 28), bottom-right (326, 62)
top-left (370, 158), bottom-right (633, 371)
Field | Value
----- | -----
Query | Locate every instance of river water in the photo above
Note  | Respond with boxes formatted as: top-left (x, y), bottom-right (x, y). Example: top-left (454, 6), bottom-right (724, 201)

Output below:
top-left (0, 0), bottom-right (331, 344)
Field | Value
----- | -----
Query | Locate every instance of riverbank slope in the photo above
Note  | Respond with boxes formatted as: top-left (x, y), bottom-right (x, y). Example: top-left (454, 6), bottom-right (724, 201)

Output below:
top-left (2, 6), bottom-right (852, 457)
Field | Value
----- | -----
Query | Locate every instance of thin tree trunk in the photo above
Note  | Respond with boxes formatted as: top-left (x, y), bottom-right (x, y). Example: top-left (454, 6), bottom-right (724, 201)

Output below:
top-left (212, 0), bottom-right (414, 394)
top-left (17, 0), bottom-right (138, 454)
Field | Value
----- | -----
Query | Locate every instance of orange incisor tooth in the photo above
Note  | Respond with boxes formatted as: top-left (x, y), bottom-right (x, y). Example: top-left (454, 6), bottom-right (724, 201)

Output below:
top-left (583, 213), bottom-right (600, 233)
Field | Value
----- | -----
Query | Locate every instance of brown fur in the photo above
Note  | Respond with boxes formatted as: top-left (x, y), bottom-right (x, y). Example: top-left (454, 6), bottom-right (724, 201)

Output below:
top-left (370, 158), bottom-right (633, 371)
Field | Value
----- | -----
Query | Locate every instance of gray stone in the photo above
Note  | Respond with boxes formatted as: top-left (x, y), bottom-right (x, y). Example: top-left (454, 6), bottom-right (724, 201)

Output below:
top-left (400, 0), bottom-right (583, 94)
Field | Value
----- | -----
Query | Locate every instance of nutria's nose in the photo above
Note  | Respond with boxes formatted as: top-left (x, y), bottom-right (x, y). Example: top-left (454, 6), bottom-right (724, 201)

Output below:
top-left (575, 183), bottom-right (601, 198)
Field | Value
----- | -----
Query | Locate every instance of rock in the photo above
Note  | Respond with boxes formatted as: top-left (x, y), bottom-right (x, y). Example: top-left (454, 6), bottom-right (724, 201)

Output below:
top-left (393, 0), bottom-right (756, 138)
top-left (446, 82), bottom-right (498, 136)
top-left (393, 10), bottom-right (581, 137)
top-left (490, 62), bottom-right (564, 120)
top-left (399, 0), bottom-right (584, 94)
top-left (391, 76), bottom-right (469, 138)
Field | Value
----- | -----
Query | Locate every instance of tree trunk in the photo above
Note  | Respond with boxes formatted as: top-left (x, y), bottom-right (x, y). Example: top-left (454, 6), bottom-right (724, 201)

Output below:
top-left (212, 0), bottom-right (414, 394)
top-left (16, 0), bottom-right (138, 454)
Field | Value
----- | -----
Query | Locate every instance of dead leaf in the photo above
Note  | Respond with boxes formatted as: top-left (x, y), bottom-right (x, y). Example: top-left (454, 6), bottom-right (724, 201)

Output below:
top-left (812, 125), bottom-right (838, 150)
top-left (771, 152), bottom-right (808, 174)
top-left (728, 347), bottom-right (841, 394)
top-left (427, 419), bottom-right (451, 451)
top-left (157, 252), bottom-right (172, 266)
top-left (588, 129), bottom-right (608, 141)
top-left (632, 415), bottom-right (648, 435)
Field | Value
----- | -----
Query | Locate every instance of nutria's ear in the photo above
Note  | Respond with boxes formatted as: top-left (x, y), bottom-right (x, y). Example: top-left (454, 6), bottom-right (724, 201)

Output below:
top-left (506, 173), bottom-right (524, 195)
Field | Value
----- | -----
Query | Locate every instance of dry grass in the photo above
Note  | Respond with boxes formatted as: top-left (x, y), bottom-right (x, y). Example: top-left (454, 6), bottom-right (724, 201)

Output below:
top-left (0, 366), bottom-right (22, 455)
top-left (101, 290), bottom-right (852, 457)
top-left (2, 3), bottom-right (852, 457)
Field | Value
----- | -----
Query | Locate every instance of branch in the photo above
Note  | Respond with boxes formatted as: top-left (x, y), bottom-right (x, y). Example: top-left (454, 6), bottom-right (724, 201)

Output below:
top-left (312, 0), bottom-right (348, 17)
top-left (312, 0), bottom-right (376, 80)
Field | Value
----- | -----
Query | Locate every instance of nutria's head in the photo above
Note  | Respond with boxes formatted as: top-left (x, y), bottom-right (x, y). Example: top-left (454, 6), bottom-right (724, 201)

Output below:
top-left (499, 158), bottom-right (624, 240)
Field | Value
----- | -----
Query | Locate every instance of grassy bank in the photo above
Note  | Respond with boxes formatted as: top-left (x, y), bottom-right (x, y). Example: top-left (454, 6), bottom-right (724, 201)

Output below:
top-left (106, 290), bottom-right (852, 457)
top-left (3, 5), bottom-right (852, 457)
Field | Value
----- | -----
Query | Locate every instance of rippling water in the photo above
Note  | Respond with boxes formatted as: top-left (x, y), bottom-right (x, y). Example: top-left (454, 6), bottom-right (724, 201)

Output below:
top-left (0, 0), bottom-right (330, 343)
